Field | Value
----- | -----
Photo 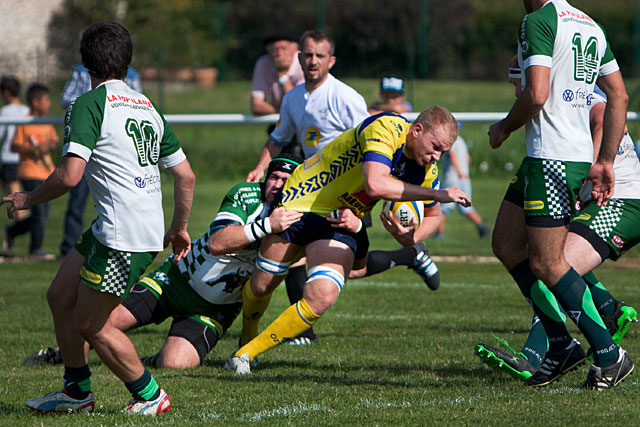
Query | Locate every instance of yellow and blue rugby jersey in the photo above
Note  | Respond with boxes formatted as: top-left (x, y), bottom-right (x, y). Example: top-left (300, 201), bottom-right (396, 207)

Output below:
top-left (281, 113), bottom-right (439, 217)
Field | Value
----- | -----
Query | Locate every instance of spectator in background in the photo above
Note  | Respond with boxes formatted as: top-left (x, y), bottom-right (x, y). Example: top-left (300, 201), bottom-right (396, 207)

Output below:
top-left (250, 32), bottom-right (304, 115)
top-left (436, 127), bottom-right (489, 239)
top-left (4, 83), bottom-right (57, 260)
top-left (0, 76), bottom-right (30, 197)
top-left (58, 64), bottom-right (142, 259)
top-left (60, 64), bottom-right (142, 110)
top-left (368, 75), bottom-right (413, 115)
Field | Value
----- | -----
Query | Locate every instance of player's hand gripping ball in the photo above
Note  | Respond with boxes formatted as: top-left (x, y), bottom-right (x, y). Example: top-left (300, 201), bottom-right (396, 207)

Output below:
top-left (381, 200), bottom-right (424, 227)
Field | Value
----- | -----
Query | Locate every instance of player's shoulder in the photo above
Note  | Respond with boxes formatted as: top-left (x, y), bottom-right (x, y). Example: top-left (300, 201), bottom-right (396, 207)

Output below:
top-left (356, 113), bottom-right (409, 146)
top-left (364, 112), bottom-right (410, 131)
top-left (523, 0), bottom-right (559, 29)
top-left (70, 84), bottom-right (108, 115)
top-left (328, 75), bottom-right (364, 99)
top-left (281, 82), bottom-right (306, 107)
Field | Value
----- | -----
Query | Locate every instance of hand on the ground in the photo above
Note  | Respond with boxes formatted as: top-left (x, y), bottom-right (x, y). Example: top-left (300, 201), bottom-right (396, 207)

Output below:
top-left (164, 228), bottom-right (191, 262)
top-left (0, 192), bottom-right (30, 219)
top-left (326, 208), bottom-right (362, 233)
top-left (269, 207), bottom-right (303, 233)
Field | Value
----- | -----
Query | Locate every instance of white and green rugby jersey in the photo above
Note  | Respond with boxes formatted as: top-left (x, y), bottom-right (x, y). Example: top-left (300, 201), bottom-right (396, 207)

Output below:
top-left (62, 80), bottom-right (186, 252)
top-left (588, 93), bottom-right (640, 200)
top-left (177, 182), bottom-right (268, 305)
top-left (518, 0), bottom-right (619, 163)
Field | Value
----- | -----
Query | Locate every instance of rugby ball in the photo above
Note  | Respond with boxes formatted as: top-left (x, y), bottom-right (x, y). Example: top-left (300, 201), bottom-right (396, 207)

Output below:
top-left (381, 200), bottom-right (424, 227)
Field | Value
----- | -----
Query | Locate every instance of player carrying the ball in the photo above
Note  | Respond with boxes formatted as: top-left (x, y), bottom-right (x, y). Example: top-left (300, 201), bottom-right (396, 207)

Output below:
top-left (226, 106), bottom-right (471, 374)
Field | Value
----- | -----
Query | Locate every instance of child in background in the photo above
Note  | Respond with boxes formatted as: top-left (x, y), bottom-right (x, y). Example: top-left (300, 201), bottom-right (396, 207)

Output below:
top-left (4, 83), bottom-right (57, 259)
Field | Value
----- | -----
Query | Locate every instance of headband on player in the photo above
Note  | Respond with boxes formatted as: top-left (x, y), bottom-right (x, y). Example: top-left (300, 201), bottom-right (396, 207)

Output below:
top-left (265, 155), bottom-right (302, 179)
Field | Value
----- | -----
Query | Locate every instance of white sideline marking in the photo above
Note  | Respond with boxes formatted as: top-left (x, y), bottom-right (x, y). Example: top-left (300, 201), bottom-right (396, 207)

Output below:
top-left (347, 280), bottom-right (502, 290)
top-left (332, 311), bottom-right (523, 322)
top-left (242, 402), bottom-right (328, 422)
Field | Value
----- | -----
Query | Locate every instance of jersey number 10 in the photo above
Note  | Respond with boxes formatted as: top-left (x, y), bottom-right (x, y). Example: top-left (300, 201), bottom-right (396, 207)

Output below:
top-left (126, 118), bottom-right (159, 167)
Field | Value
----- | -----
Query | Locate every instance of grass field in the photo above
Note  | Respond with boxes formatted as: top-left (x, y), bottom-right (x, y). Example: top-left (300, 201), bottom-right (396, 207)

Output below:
top-left (1, 174), bottom-right (639, 425)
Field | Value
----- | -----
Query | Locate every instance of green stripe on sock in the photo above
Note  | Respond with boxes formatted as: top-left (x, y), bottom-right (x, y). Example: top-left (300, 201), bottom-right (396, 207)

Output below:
top-left (581, 286), bottom-right (607, 329)
top-left (77, 377), bottom-right (92, 393)
top-left (139, 375), bottom-right (160, 401)
top-left (531, 281), bottom-right (567, 322)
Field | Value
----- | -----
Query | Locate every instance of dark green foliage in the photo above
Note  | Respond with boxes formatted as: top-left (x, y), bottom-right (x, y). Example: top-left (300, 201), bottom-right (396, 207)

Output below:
top-left (46, 0), bottom-right (634, 80)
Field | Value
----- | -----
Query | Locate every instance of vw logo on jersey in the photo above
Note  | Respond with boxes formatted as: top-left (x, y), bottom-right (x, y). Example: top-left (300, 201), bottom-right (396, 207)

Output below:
top-left (563, 90), bottom-right (574, 102)
top-left (134, 176), bottom-right (147, 188)
top-left (521, 40), bottom-right (529, 53)
top-left (304, 126), bottom-right (322, 147)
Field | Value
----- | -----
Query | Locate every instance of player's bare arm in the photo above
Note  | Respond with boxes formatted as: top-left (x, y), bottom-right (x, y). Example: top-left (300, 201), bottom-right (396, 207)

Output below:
top-left (363, 161), bottom-right (471, 206)
top-left (250, 96), bottom-right (278, 115)
top-left (1, 154), bottom-right (85, 219)
top-left (164, 159), bottom-right (195, 262)
top-left (489, 65), bottom-right (550, 149)
top-left (209, 206), bottom-right (302, 255)
top-left (587, 71), bottom-right (629, 204)
top-left (246, 139), bottom-right (283, 182)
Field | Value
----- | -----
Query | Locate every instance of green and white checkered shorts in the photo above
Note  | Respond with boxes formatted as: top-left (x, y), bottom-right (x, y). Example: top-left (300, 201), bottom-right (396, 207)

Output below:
top-left (75, 228), bottom-right (157, 298)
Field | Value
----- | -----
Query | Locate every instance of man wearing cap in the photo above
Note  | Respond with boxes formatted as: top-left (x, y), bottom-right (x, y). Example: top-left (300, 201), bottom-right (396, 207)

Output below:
top-left (250, 32), bottom-right (304, 115)
top-left (368, 75), bottom-right (413, 115)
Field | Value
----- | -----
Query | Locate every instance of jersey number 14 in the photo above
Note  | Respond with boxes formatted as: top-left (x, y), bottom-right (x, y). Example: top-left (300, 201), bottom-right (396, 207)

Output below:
top-left (572, 33), bottom-right (599, 85)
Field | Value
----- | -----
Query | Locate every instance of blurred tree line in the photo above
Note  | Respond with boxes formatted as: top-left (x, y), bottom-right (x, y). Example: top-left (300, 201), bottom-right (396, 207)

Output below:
top-left (48, 0), bottom-right (634, 80)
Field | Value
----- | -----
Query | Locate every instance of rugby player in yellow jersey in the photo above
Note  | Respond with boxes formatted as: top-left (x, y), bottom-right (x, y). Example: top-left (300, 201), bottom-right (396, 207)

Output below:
top-left (226, 106), bottom-right (471, 374)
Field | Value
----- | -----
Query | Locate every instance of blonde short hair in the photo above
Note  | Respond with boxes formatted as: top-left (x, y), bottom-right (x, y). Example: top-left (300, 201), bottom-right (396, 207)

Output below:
top-left (414, 105), bottom-right (459, 145)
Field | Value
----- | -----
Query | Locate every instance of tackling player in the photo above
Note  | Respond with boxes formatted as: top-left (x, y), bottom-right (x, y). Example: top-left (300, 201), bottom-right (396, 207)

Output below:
top-left (226, 106), bottom-right (471, 374)
top-left (246, 30), bottom-right (440, 347)
top-left (24, 156), bottom-right (304, 369)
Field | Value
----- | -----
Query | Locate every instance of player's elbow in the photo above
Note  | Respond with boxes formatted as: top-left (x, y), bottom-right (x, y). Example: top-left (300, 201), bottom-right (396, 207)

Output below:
top-left (364, 181), bottom-right (386, 200)
top-left (613, 90), bottom-right (629, 109)
top-left (529, 92), bottom-right (548, 109)
top-left (208, 236), bottom-right (227, 256)
top-left (173, 162), bottom-right (196, 189)
top-left (57, 168), bottom-right (83, 188)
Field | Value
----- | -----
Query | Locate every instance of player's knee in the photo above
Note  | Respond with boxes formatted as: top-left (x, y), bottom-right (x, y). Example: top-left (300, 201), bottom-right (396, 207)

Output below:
top-left (156, 353), bottom-right (200, 369)
top-left (46, 278), bottom-right (73, 312)
top-left (304, 266), bottom-right (344, 314)
top-left (256, 252), bottom-right (291, 276)
top-left (528, 255), bottom-right (557, 284)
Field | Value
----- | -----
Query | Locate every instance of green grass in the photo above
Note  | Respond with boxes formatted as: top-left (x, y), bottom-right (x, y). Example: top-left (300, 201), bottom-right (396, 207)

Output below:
top-left (1, 176), bottom-right (639, 425)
